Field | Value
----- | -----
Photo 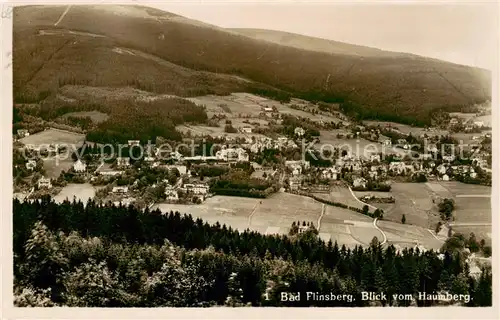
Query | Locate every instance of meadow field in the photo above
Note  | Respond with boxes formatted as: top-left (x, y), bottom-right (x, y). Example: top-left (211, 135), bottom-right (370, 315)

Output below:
top-left (382, 182), bottom-right (439, 228)
top-left (19, 128), bottom-right (85, 147)
top-left (377, 220), bottom-right (443, 251)
top-left (53, 183), bottom-right (96, 204)
top-left (42, 156), bottom-right (75, 179)
top-left (438, 181), bottom-right (492, 224)
top-left (152, 191), bottom-right (446, 249)
top-left (317, 130), bottom-right (408, 157)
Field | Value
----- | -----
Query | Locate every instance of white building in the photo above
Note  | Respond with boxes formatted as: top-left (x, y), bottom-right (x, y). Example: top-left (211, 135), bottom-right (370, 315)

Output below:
top-left (112, 186), bottom-right (129, 194)
top-left (99, 170), bottom-right (123, 176)
top-left (116, 157), bottom-right (130, 167)
top-left (17, 129), bottom-right (29, 138)
top-left (370, 154), bottom-right (381, 162)
top-left (382, 139), bottom-right (392, 146)
top-left (294, 127), bottom-right (305, 137)
top-left (241, 126), bottom-right (252, 133)
top-left (165, 188), bottom-right (179, 201)
top-left (73, 159), bottom-right (87, 172)
top-left (426, 144), bottom-right (438, 153)
top-left (285, 160), bottom-right (310, 170)
top-left (291, 164), bottom-right (302, 176)
top-left (474, 121), bottom-right (484, 127)
top-left (216, 148), bottom-right (248, 162)
top-left (163, 165), bottom-right (188, 175)
top-left (442, 155), bottom-right (455, 162)
top-left (183, 183), bottom-right (209, 195)
top-left (289, 176), bottom-right (302, 191)
top-left (321, 167), bottom-right (338, 180)
top-left (421, 153), bottom-right (433, 160)
top-left (169, 151), bottom-right (184, 161)
top-left (37, 177), bottom-right (52, 189)
top-left (442, 174), bottom-right (450, 181)
top-left (353, 177), bottom-right (367, 189)
top-left (436, 164), bottom-right (447, 175)
top-left (25, 160), bottom-right (37, 171)
top-left (128, 140), bottom-right (140, 146)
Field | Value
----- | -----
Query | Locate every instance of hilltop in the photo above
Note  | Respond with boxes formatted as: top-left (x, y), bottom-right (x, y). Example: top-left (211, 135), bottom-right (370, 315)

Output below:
top-left (14, 5), bottom-right (491, 126)
top-left (229, 28), bottom-right (414, 58)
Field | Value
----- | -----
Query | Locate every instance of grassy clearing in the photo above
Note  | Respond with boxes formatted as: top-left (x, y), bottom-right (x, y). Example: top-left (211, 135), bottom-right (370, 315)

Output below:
top-left (61, 110), bottom-right (109, 123)
top-left (19, 128), bottom-right (85, 146)
top-left (53, 183), bottom-right (96, 203)
top-left (383, 183), bottom-right (439, 228)
top-left (314, 185), bottom-right (366, 210)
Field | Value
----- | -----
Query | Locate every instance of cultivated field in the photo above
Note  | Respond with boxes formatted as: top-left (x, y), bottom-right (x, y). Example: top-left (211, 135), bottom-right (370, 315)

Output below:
top-left (53, 183), bottom-right (96, 204)
top-left (43, 156), bottom-right (74, 179)
top-left (382, 182), bottom-right (440, 228)
top-left (377, 220), bottom-right (443, 251)
top-left (314, 185), bottom-right (366, 210)
top-left (154, 196), bottom-right (258, 232)
top-left (438, 181), bottom-right (492, 224)
top-left (153, 191), bottom-right (450, 250)
top-left (19, 128), bottom-right (85, 147)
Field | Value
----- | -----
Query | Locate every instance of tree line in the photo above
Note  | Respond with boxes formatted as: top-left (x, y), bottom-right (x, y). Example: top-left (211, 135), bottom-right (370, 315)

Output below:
top-left (13, 197), bottom-right (491, 307)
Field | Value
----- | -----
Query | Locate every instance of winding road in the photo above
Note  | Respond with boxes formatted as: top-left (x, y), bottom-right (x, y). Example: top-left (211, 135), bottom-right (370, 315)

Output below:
top-left (348, 187), bottom-right (387, 245)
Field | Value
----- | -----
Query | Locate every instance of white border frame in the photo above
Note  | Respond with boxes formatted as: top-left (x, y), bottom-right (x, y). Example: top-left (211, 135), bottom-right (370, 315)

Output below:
top-left (1, 1), bottom-right (499, 319)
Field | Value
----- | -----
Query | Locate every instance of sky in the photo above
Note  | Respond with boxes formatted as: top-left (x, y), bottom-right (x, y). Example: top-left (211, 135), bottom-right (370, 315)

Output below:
top-left (151, 1), bottom-right (498, 70)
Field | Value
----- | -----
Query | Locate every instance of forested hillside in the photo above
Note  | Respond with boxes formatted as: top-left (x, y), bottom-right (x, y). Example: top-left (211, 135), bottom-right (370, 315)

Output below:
top-left (13, 5), bottom-right (491, 126)
top-left (13, 197), bottom-right (492, 307)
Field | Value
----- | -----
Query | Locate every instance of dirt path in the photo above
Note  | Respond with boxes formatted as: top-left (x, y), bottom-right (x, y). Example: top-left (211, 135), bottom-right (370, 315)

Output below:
top-left (247, 201), bottom-right (259, 228)
top-left (317, 204), bottom-right (325, 231)
top-left (348, 186), bottom-right (377, 211)
top-left (55, 5), bottom-right (71, 26)
top-left (373, 218), bottom-right (387, 245)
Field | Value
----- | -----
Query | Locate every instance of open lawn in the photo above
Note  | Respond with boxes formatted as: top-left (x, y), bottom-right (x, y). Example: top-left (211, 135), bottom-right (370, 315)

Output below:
top-left (314, 185), bottom-right (366, 210)
top-left (383, 182), bottom-right (440, 229)
top-left (250, 192), bottom-right (323, 233)
top-left (43, 156), bottom-right (74, 179)
top-left (153, 192), bottom-right (446, 250)
top-left (154, 196), bottom-right (256, 232)
top-left (363, 120), bottom-right (449, 137)
top-left (436, 181), bottom-right (492, 224)
top-left (19, 128), bottom-right (85, 147)
top-left (53, 183), bottom-right (96, 204)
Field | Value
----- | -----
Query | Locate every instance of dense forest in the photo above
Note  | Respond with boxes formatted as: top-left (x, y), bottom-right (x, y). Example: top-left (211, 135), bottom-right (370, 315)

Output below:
top-left (14, 197), bottom-right (491, 307)
top-left (22, 96), bottom-right (208, 144)
top-left (13, 5), bottom-right (490, 126)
